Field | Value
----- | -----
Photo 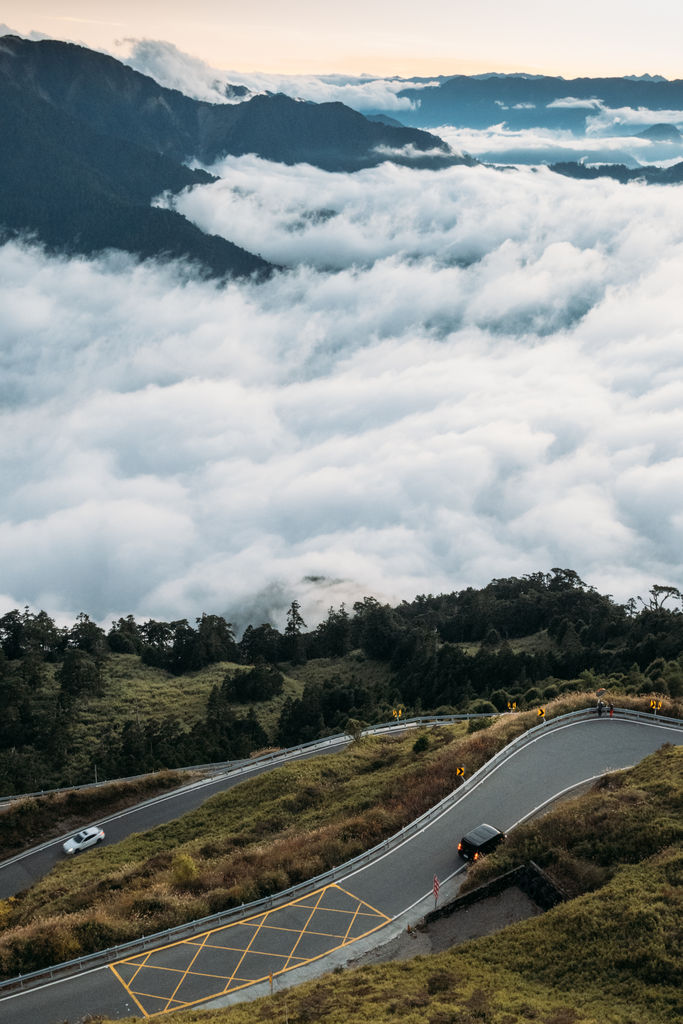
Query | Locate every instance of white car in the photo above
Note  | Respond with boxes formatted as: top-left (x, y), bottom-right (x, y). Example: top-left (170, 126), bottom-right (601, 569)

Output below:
top-left (62, 826), bottom-right (105, 855)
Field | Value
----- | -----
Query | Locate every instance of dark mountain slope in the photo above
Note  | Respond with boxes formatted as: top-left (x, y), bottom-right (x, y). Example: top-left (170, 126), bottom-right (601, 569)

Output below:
top-left (637, 123), bottom-right (682, 142)
top-left (0, 34), bottom-right (467, 273)
top-left (550, 160), bottom-right (683, 185)
top-left (0, 72), bottom-right (270, 277)
top-left (0, 35), bottom-right (461, 170)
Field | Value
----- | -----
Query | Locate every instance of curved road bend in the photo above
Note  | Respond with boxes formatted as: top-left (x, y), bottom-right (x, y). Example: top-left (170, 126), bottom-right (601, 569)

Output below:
top-left (0, 740), bottom-right (351, 900)
top-left (1, 715), bottom-right (680, 1024)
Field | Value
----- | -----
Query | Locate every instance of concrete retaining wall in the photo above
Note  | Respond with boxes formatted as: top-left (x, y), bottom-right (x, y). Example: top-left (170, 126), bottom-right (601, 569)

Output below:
top-left (426, 861), bottom-right (567, 924)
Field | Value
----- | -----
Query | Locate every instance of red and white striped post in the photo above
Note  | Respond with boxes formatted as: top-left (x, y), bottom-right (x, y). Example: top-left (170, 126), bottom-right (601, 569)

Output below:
top-left (433, 874), bottom-right (440, 909)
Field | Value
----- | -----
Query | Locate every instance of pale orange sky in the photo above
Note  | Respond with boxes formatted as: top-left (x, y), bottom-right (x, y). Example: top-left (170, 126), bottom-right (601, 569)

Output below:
top-left (2, 0), bottom-right (681, 78)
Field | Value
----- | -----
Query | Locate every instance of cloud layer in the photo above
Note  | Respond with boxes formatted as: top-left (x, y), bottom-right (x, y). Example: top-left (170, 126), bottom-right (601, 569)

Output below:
top-left (434, 124), bottom-right (683, 168)
top-left (121, 39), bottom-right (430, 112)
top-left (2, 158), bottom-right (683, 629)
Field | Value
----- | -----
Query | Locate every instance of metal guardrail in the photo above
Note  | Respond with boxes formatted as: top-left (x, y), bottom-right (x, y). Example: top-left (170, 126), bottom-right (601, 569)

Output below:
top-left (1, 705), bottom-right (680, 997)
top-left (0, 714), bottom-right (492, 804)
top-left (0, 717), bottom-right (492, 871)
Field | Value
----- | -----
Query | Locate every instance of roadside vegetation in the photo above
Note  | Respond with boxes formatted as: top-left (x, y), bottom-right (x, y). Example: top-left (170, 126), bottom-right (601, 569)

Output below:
top-left (92, 745), bottom-right (683, 1024)
top-left (0, 692), bottom-right (678, 979)
top-left (0, 770), bottom-right (199, 861)
top-left (0, 724), bottom-right (471, 975)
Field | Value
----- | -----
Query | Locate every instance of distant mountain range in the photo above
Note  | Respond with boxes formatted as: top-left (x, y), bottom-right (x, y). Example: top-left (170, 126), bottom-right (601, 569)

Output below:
top-left (550, 160), bottom-right (683, 185)
top-left (636, 123), bottom-right (682, 143)
top-left (0, 36), bottom-right (466, 277)
top-left (370, 74), bottom-right (683, 132)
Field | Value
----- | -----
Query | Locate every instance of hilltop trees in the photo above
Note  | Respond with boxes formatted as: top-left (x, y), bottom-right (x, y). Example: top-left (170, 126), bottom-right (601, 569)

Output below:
top-left (222, 662), bottom-right (284, 703)
top-left (0, 570), bottom-right (682, 793)
top-left (0, 607), bottom-right (64, 661)
top-left (138, 615), bottom-right (238, 674)
top-left (282, 600), bottom-right (307, 664)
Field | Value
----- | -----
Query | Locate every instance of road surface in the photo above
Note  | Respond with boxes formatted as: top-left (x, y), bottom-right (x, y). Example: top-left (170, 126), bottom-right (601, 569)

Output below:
top-left (1, 713), bottom-right (679, 1023)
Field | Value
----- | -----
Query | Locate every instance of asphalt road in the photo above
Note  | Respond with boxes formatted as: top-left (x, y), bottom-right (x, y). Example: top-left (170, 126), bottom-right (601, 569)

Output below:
top-left (1, 714), bottom-right (679, 1024)
top-left (0, 739), bottom-right (350, 899)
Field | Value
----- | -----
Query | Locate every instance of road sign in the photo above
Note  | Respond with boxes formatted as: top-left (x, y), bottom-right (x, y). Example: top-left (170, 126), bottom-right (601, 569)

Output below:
top-left (392, 708), bottom-right (403, 719)
top-left (507, 701), bottom-right (517, 711)
top-left (538, 707), bottom-right (545, 719)
top-left (651, 699), bottom-right (662, 714)
top-left (455, 766), bottom-right (465, 777)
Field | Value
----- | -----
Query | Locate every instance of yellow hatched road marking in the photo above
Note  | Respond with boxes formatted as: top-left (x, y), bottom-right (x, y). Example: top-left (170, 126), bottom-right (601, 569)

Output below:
top-left (181, 939), bottom-right (310, 959)
top-left (222, 909), bottom-right (270, 992)
top-left (109, 963), bottom-right (152, 1018)
top-left (335, 883), bottom-right (387, 920)
top-left (127, 951), bottom-right (152, 988)
top-left (109, 883), bottom-right (391, 1017)
top-left (341, 902), bottom-right (361, 944)
top-left (163, 931), bottom-right (210, 1012)
top-left (282, 886), bottom-right (327, 970)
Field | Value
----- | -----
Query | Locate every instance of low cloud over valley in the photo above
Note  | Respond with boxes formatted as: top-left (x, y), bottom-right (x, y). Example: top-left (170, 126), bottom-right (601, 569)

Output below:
top-left (2, 157), bottom-right (682, 628)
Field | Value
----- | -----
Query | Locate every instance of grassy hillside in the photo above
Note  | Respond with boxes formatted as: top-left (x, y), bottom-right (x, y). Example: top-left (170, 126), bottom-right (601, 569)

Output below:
top-left (0, 692), bottom-right (678, 979)
top-left (83, 654), bottom-right (314, 749)
top-left (0, 722), bottom-right (469, 975)
top-left (285, 654), bottom-right (393, 693)
top-left (101, 744), bottom-right (683, 1024)
top-left (8, 654), bottom-right (307, 790)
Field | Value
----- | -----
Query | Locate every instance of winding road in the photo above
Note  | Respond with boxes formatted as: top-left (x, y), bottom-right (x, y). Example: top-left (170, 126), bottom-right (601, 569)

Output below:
top-left (1, 711), bottom-right (681, 1023)
top-left (0, 738), bottom-right (354, 900)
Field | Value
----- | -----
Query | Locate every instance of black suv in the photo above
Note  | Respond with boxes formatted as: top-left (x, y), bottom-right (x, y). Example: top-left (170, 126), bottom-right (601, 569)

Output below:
top-left (457, 823), bottom-right (506, 861)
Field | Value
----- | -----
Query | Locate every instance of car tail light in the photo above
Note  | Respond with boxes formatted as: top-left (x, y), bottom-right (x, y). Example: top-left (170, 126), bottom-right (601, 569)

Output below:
top-left (457, 842), bottom-right (462, 852)
top-left (473, 851), bottom-right (479, 861)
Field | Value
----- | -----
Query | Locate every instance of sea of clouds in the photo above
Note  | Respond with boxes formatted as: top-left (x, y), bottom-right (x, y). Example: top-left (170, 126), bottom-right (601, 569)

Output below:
top-left (2, 31), bottom-right (683, 629)
top-left (2, 154), bottom-right (683, 630)
top-left (435, 124), bottom-right (683, 169)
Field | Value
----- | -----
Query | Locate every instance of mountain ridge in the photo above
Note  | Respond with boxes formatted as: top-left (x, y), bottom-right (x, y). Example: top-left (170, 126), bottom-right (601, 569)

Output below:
top-left (0, 35), bottom-right (466, 275)
top-left (0, 35), bottom-right (460, 169)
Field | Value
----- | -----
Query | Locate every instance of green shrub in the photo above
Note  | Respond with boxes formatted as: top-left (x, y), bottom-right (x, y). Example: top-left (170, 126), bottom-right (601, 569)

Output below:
top-left (468, 716), bottom-right (493, 733)
top-left (468, 699), bottom-right (498, 715)
top-left (171, 853), bottom-right (198, 889)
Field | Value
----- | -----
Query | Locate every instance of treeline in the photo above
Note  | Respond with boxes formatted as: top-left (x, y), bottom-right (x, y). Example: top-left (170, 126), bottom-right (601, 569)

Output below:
top-left (1, 570), bottom-right (682, 794)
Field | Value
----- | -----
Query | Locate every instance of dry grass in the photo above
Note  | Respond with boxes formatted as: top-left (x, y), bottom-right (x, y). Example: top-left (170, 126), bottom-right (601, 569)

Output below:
top-left (0, 691), bottom-right (678, 980)
top-left (36, 654), bottom-right (306, 787)
top-left (99, 746), bottom-right (683, 1024)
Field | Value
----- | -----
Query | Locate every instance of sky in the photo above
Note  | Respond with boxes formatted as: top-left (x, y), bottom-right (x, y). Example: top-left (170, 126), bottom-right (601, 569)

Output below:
top-left (3, 0), bottom-right (683, 77)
